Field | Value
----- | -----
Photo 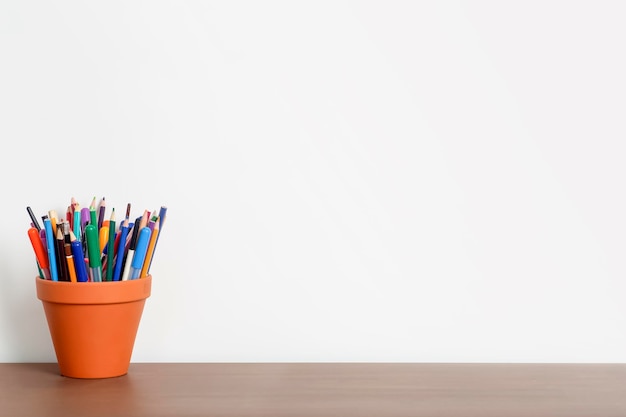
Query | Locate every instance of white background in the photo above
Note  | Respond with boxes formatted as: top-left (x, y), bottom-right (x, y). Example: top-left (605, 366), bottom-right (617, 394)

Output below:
top-left (1, 1), bottom-right (626, 363)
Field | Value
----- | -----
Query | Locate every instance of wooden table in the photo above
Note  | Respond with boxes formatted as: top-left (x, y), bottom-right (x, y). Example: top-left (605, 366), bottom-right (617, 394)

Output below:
top-left (2, 363), bottom-right (626, 416)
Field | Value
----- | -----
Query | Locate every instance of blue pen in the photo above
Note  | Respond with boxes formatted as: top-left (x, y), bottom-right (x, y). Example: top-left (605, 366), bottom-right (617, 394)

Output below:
top-left (70, 240), bottom-right (89, 282)
top-left (43, 217), bottom-right (58, 282)
top-left (113, 221), bottom-right (130, 281)
top-left (130, 227), bottom-right (151, 279)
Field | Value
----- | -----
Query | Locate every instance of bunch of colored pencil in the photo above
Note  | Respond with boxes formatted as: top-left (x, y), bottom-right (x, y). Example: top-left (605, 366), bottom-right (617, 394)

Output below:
top-left (27, 197), bottom-right (167, 282)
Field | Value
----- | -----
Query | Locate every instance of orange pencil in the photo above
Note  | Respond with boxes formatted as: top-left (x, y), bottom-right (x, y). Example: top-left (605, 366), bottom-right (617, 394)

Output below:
top-left (64, 242), bottom-right (77, 283)
top-left (140, 218), bottom-right (159, 278)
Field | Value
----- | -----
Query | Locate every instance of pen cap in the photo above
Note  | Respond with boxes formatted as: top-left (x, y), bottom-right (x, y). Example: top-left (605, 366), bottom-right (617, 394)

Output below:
top-left (131, 227), bottom-right (151, 270)
top-left (70, 240), bottom-right (89, 283)
top-left (85, 224), bottom-right (101, 267)
top-left (80, 208), bottom-right (90, 228)
top-left (28, 227), bottom-right (49, 269)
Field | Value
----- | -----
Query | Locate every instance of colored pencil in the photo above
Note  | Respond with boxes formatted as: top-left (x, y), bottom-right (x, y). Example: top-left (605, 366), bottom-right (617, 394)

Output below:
top-left (105, 209), bottom-right (116, 281)
top-left (89, 196), bottom-right (97, 228)
top-left (113, 219), bottom-right (130, 281)
top-left (48, 210), bottom-right (58, 235)
top-left (65, 241), bottom-right (77, 283)
top-left (121, 217), bottom-right (141, 281)
top-left (56, 226), bottom-right (68, 282)
top-left (141, 217), bottom-right (159, 278)
top-left (97, 197), bottom-right (106, 230)
top-left (148, 206), bottom-right (167, 272)
top-left (29, 198), bottom-right (166, 283)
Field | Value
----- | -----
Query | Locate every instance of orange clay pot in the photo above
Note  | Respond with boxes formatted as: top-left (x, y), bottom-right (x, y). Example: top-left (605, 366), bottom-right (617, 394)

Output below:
top-left (36, 276), bottom-right (152, 379)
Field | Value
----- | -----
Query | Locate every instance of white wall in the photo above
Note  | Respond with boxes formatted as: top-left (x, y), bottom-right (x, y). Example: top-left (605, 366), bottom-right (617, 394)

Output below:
top-left (2, 1), bottom-right (626, 363)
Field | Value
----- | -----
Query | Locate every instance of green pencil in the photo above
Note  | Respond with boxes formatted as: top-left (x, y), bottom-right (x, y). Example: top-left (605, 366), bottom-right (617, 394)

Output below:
top-left (89, 196), bottom-right (98, 228)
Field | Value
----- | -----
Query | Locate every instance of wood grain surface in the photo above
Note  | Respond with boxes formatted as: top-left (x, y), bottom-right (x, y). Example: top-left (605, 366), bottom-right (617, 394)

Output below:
top-left (1, 363), bottom-right (626, 416)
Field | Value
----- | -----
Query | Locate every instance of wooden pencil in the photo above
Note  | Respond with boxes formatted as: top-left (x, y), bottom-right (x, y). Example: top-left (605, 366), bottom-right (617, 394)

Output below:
top-left (106, 209), bottom-right (116, 281)
top-left (64, 241), bottom-right (77, 283)
top-left (55, 226), bottom-right (68, 282)
top-left (97, 197), bottom-right (106, 230)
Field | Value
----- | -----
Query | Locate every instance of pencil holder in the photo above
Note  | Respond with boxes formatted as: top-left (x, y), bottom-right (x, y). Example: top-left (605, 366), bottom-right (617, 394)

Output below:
top-left (35, 276), bottom-right (152, 379)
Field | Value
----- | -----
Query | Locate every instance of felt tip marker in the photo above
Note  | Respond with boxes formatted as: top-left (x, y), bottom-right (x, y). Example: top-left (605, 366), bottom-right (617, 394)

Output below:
top-left (70, 240), bottom-right (89, 282)
top-left (130, 227), bottom-right (151, 279)
top-left (43, 217), bottom-right (58, 281)
top-left (28, 227), bottom-right (50, 280)
top-left (85, 224), bottom-right (102, 282)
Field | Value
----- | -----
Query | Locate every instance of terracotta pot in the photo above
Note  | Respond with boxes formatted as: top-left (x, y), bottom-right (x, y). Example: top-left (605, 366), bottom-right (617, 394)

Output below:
top-left (36, 276), bottom-right (152, 379)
